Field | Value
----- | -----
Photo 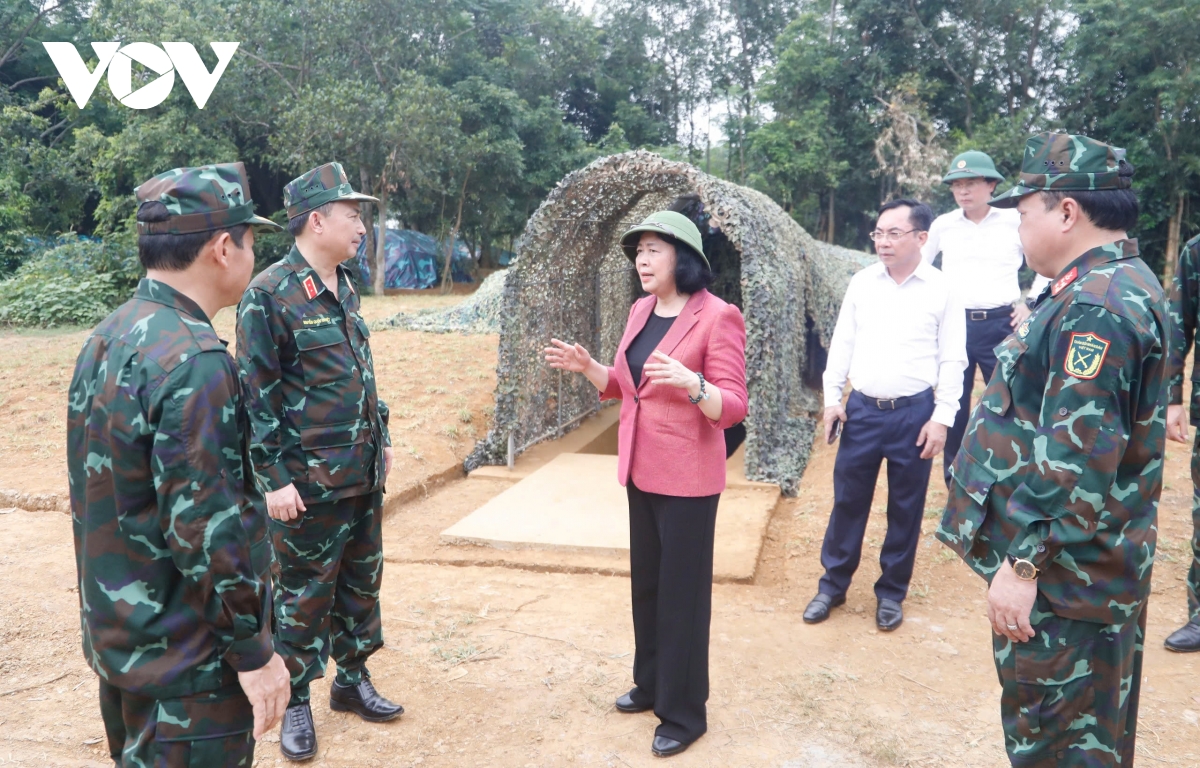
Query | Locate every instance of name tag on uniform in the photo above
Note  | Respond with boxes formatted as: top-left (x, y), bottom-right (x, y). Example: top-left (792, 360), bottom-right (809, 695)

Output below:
top-left (301, 314), bottom-right (336, 328)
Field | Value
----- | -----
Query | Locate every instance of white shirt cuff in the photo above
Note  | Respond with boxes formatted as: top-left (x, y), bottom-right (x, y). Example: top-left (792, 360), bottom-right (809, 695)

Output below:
top-left (931, 405), bottom-right (958, 427)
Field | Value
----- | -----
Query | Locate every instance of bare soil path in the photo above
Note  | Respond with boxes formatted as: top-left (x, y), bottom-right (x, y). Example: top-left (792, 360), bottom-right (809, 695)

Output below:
top-left (0, 297), bottom-right (1196, 767)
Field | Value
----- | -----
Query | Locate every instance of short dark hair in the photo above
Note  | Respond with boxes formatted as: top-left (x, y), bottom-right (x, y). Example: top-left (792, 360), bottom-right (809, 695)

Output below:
top-left (671, 238), bottom-right (713, 294)
top-left (136, 201), bottom-right (247, 271)
top-left (286, 202), bottom-right (335, 238)
top-left (878, 198), bottom-right (934, 232)
top-left (1040, 160), bottom-right (1138, 232)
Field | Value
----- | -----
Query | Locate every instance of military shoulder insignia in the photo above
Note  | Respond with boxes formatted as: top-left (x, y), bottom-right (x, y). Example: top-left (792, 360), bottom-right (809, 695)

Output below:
top-left (302, 275), bottom-right (319, 300)
top-left (1064, 331), bottom-right (1110, 379)
top-left (1051, 267), bottom-right (1078, 296)
top-left (1017, 320), bottom-right (1031, 339)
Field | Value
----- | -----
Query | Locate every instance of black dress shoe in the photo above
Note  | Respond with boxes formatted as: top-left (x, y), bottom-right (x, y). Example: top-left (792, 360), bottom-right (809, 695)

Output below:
top-left (615, 689), bottom-right (652, 713)
top-left (329, 679), bottom-right (404, 722)
top-left (651, 735), bottom-right (691, 757)
top-left (802, 592), bottom-right (846, 624)
top-left (1165, 619), bottom-right (1200, 652)
top-left (280, 703), bottom-right (317, 762)
top-left (876, 598), bottom-right (903, 631)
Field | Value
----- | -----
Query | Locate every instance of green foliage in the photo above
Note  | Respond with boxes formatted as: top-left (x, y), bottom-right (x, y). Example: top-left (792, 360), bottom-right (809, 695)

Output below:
top-left (1, 0), bottom-right (1198, 291)
top-left (0, 234), bottom-right (141, 328)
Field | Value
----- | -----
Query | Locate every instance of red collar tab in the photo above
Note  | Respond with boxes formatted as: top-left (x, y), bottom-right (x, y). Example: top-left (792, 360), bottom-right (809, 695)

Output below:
top-left (1051, 267), bottom-right (1078, 297)
top-left (302, 275), bottom-right (319, 301)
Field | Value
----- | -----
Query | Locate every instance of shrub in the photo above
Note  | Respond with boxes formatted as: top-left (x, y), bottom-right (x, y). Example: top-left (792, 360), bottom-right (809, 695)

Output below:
top-left (0, 234), bottom-right (140, 328)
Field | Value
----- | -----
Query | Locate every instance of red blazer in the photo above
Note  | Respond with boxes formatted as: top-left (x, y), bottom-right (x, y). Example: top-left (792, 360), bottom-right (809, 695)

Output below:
top-left (600, 289), bottom-right (748, 497)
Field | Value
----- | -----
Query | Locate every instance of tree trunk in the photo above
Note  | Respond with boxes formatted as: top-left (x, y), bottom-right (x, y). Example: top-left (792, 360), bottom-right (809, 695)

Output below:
top-left (359, 167), bottom-right (376, 293)
top-left (441, 167), bottom-right (472, 295)
top-left (1164, 190), bottom-right (1185, 285)
top-left (826, 192), bottom-right (836, 243)
top-left (373, 169), bottom-right (388, 296)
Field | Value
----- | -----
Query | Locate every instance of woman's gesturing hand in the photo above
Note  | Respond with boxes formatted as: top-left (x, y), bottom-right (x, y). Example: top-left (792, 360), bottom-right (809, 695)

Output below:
top-left (643, 350), bottom-right (698, 391)
top-left (544, 338), bottom-right (593, 373)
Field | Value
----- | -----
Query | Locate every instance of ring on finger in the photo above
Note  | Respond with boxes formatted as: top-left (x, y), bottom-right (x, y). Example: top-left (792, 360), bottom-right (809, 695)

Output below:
top-left (1006, 623), bottom-right (1019, 630)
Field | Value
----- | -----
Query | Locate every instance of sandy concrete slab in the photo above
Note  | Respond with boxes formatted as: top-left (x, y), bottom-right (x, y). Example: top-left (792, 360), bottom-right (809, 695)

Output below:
top-left (441, 453), bottom-right (778, 581)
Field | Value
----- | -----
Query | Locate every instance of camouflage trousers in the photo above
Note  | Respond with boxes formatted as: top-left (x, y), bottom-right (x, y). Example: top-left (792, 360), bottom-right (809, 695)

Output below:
top-left (98, 679), bottom-right (255, 767)
top-left (1188, 431), bottom-right (1200, 622)
top-left (993, 594), bottom-right (1145, 767)
top-left (270, 490), bottom-right (384, 707)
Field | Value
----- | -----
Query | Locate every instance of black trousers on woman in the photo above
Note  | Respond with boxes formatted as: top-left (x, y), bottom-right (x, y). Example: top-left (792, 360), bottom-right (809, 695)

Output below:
top-left (625, 481), bottom-right (720, 744)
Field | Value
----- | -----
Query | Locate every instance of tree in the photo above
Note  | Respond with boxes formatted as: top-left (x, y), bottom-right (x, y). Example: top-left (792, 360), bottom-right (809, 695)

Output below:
top-left (1063, 0), bottom-right (1200, 279)
top-left (272, 76), bottom-right (460, 294)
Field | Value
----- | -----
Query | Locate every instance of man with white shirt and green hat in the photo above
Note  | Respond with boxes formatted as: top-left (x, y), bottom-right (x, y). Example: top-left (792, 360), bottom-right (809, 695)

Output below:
top-left (923, 150), bottom-right (1050, 485)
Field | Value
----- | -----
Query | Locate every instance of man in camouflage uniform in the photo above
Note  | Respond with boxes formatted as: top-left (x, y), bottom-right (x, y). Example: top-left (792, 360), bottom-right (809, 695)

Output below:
top-left (236, 161), bottom-right (401, 761)
top-left (937, 133), bottom-right (1166, 766)
top-left (68, 163), bottom-right (291, 767)
top-left (1164, 232), bottom-right (1200, 651)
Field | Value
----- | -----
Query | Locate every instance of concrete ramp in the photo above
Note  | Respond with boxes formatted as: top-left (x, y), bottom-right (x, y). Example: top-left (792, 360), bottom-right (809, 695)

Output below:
top-left (441, 413), bottom-right (780, 582)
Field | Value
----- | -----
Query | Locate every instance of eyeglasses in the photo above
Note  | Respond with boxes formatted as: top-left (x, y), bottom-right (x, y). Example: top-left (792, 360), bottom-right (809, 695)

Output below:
top-left (869, 228), bottom-right (921, 242)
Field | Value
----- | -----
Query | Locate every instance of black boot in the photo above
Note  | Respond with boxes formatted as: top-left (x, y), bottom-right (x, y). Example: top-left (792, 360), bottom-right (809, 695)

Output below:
top-left (1165, 619), bottom-right (1200, 652)
top-left (280, 703), bottom-right (317, 762)
top-left (329, 678), bottom-right (404, 722)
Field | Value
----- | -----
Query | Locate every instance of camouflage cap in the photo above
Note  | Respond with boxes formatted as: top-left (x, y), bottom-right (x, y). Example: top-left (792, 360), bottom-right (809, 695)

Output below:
top-left (989, 132), bottom-right (1129, 208)
top-left (284, 161), bottom-right (378, 220)
top-left (136, 162), bottom-right (281, 235)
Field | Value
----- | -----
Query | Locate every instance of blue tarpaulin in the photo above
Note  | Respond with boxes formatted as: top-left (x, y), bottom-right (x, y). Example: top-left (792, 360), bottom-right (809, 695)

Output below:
top-left (356, 227), bottom-right (474, 289)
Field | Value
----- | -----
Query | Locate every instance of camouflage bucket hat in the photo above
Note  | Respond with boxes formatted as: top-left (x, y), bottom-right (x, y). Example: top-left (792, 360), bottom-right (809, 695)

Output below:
top-left (135, 162), bottom-right (281, 235)
top-left (942, 150), bottom-right (1004, 183)
top-left (284, 161), bottom-right (379, 220)
top-left (990, 132), bottom-right (1128, 209)
top-left (619, 210), bottom-right (708, 268)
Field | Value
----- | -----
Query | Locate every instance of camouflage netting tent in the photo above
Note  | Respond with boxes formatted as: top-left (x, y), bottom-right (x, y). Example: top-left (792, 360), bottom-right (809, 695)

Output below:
top-left (464, 150), bottom-right (872, 495)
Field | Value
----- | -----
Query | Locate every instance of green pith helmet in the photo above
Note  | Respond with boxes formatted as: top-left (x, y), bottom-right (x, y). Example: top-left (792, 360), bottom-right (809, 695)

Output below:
top-left (942, 150), bottom-right (1005, 184)
top-left (619, 211), bottom-right (708, 268)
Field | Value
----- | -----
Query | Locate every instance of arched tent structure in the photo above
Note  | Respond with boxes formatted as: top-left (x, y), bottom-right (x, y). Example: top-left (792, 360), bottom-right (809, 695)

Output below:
top-left (465, 150), bottom-right (871, 495)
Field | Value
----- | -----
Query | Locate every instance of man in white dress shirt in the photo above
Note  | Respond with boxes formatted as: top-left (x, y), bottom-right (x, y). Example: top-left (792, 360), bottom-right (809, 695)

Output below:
top-left (922, 151), bottom-right (1050, 485)
top-left (803, 199), bottom-right (968, 632)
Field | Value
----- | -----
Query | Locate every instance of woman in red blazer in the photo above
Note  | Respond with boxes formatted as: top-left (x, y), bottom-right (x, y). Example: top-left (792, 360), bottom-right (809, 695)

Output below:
top-left (545, 210), bottom-right (747, 758)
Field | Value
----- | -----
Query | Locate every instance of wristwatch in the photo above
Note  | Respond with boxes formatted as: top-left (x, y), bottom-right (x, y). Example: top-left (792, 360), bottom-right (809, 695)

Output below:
top-left (1006, 554), bottom-right (1039, 581)
top-left (688, 372), bottom-right (710, 404)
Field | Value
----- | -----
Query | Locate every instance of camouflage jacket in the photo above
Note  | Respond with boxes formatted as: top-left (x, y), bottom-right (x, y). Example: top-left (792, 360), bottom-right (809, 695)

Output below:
top-left (67, 279), bottom-right (273, 698)
top-left (236, 246), bottom-right (390, 503)
top-left (1167, 233), bottom-right (1200, 416)
top-left (937, 240), bottom-right (1167, 625)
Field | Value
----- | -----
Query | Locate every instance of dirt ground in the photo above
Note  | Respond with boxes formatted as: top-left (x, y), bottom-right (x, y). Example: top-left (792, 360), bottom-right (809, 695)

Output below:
top-left (1, 294), bottom-right (1198, 767)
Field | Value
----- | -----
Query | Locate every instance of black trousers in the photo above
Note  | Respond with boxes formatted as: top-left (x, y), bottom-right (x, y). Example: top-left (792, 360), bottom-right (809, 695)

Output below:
top-left (944, 308), bottom-right (1014, 484)
top-left (818, 389), bottom-right (934, 603)
top-left (626, 481), bottom-right (720, 744)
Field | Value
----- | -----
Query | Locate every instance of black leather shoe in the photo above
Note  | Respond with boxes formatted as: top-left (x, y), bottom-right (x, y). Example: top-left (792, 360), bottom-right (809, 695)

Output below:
top-left (329, 678), bottom-right (404, 722)
top-left (280, 703), bottom-right (317, 762)
top-left (615, 689), bottom-right (652, 713)
top-left (652, 735), bottom-right (690, 757)
top-left (802, 592), bottom-right (846, 624)
top-left (876, 598), bottom-right (903, 632)
top-left (1165, 619), bottom-right (1200, 652)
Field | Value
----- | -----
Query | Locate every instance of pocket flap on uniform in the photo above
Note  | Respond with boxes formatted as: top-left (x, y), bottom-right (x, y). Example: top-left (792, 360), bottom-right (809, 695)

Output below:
top-left (294, 324), bottom-right (347, 351)
top-left (300, 420), bottom-right (367, 450)
top-left (355, 315), bottom-right (371, 339)
top-left (1014, 638), bottom-right (1095, 685)
top-left (938, 454), bottom-right (997, 556)
top-left (154, 689), bottom-right (253, 742)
